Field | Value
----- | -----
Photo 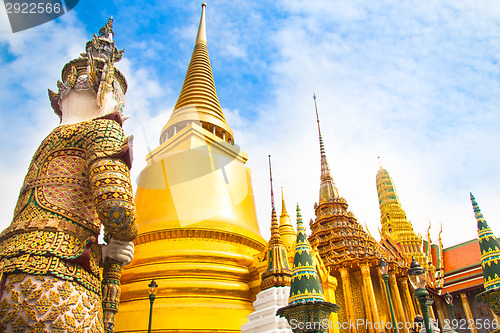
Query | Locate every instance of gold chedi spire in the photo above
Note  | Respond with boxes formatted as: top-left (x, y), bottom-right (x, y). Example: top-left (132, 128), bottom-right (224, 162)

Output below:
top-left (260, 156), bottom-right (291, 290)
top-left (160, 3), bottom-right (234, 145)
top-left (314, 94), bottom-right (339, 202)
top-left (279, 187), bottom-right (296, 249)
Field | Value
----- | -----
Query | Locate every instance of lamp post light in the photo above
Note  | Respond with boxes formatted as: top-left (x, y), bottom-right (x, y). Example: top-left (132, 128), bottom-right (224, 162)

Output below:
top-left (444, 291), bottom-right (456, 321)
top-left (148, 278), bottom-right (158, 333)
top-left (379, 258), bottom-right (398, 333)
top-left (408, 257), bottom-right (432, 333)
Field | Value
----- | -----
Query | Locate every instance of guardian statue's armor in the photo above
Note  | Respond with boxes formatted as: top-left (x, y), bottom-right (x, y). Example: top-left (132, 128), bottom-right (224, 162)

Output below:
top-left (0, 18), bottom-right (137, 332)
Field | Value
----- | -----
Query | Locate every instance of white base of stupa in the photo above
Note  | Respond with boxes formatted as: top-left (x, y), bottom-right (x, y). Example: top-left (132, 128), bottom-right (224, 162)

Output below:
top-left (241, 286), bottom-right (292, 333)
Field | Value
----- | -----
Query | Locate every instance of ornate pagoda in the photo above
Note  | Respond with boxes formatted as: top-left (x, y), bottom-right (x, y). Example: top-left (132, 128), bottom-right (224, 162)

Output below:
top-left (307, 96), bottom-right (417, 332)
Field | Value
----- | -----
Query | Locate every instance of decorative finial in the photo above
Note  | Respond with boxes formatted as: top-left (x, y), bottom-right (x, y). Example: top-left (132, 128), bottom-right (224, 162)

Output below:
top-left (313, 94), bottom-right (325, 156)
top-left (196, 3), bottom-right (207, 44)
top-left (268, 155), bottom-right (275, 210)
top-left (313, 94), bottom-right (340, 201)
top-left (296, 204), bottom-right (304, 232)
top-left (281, 187), bottom-right (287, 215)
top-left (470, 192), bottom-right (483, 218)
top-left (378, 156), bottom-right (382, 168)
top-left (48, 17), bottom-right (127, 119)
top-left (98, 17), bottom-right (114, 40)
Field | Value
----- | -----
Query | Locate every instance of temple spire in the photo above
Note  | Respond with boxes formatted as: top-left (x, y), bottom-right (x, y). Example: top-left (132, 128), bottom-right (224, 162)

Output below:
top-left (470, 193), bottom-right (500, 292)
top-left (279, 187), bottom-right (296, 249)
top-left (269, 155), bottom-right (275, 210)
top-left (196, 3), bottom-right (207, 44)
top-left (260, 156), bottom-right (291, 290)
top-left (314, 93), bottom-right (326, 156)
top-left (280, 187), bottom-right (287, 216)
top-left (268, 155), bottom-right (279, 241)
top-left (160, 3), bottom-right (234, 145)
top-left (288, 204), bottom-right (325, 304)
top-left (313, 94), bottom-right (339, 202)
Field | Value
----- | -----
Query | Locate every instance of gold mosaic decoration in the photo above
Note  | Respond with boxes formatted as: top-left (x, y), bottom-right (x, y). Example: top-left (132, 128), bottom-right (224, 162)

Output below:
top-left (0, 273), bottom-right (103, 333)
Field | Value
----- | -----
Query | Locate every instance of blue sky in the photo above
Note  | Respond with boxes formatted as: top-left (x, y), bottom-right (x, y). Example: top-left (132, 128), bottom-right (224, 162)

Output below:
top-left (1, 0), bottom-right (499, 248)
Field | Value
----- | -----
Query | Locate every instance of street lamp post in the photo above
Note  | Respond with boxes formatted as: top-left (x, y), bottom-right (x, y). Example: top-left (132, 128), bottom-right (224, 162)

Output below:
top-left (408, 257), bottom-right (433, 333)
top-left (444, 291), bottom-right (456, 321)
top-left (148, 278), bottom-right (158, 333)
top-left (379, 258), bottom-right (398, 333)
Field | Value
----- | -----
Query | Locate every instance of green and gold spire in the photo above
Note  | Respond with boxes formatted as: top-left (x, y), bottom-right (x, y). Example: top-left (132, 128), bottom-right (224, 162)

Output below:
top-left (279, 187), bottom-right (296, 250)
top-left (288, 204), bottom-right (325, 304)
top-left (261, 156), bottom-right (292, 290)
top-left (471, 193), bottom-right (500, 291)
top-left (160, 3), bottom-right (234, 144)
top-left (314, 94), bottom-right (339, 203)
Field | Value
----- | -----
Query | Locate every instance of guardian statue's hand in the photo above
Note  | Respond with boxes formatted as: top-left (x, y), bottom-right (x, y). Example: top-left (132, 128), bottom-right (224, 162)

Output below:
top-left (102, 238), bottom-right (135, 266)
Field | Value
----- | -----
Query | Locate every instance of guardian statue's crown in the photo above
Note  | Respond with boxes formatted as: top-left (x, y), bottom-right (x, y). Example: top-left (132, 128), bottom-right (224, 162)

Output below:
top-left (48, 17), bottom-right (127, 118)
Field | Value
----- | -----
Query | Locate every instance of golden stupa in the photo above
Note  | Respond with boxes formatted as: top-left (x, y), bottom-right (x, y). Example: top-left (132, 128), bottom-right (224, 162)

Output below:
top-left (115, 4), bottom-right (266, 332)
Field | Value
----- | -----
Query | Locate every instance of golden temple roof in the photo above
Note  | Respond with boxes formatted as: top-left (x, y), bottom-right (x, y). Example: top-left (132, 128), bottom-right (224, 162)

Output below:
top-left (160, 4), bottom-right (234, 144)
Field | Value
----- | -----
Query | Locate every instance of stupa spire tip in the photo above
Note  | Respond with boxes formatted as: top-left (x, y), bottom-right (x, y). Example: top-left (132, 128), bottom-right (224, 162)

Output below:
top-left (196, 3), bottom-right (207, 44)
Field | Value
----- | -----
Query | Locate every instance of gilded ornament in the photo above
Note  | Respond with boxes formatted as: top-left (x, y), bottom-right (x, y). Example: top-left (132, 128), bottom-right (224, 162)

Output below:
top-left (51, 317), bottom-right (67, 333)
top-left (44, 310), bottom-right (60, 322)
top-left (26, 308), bottom-right (37, 321)
top-left (0, 298), bottom-right (11, 318)
top-left (32, 319), bottom-right (47, 332)
top-left (11, 289), bottom-right (20, 303)
top-left (3, 308), bottom-right (19, 322)
top-left (50, 289), bottom-right (60, 304)
top-left (18, 299), bottom-right (34, 312)
top-left (11, 315), bottom-right (27, 332)
top-left (29, 288), bottom-right (43, 301)
top-left (20, 276), bottom-right (36, 298)
top-left (66, 312), bottom-right (77, 327)
top-left (72, 302), bottom-right (86, 321)
top-left (35, 294), bottom-right (52, 315)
